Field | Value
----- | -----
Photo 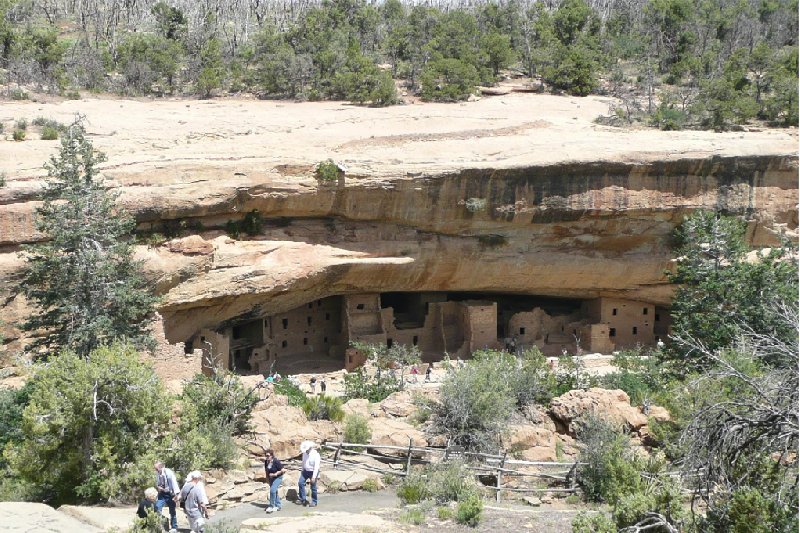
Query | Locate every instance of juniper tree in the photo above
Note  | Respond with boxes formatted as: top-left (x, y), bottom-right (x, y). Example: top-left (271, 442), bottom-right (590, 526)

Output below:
top-left (20, 118), bottom-right (157, 358)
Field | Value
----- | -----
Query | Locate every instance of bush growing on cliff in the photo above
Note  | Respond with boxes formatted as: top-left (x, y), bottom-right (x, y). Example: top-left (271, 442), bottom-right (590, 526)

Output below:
top-left (343, 413), bottom-right (371, 444)
top-left (302, 394), bottom-right (344, 422)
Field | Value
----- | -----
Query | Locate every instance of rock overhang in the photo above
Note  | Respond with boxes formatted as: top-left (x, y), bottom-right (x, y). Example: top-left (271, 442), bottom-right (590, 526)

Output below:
top-left (0, 94), bottom-right (796, 351)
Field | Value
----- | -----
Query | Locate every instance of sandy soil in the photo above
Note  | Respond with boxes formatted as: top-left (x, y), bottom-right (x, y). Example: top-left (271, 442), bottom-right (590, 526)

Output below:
top-left (1, 92), bottom-right (795, 187)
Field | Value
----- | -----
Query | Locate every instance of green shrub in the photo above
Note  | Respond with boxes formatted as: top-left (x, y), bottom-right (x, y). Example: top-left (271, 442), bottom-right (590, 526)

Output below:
top-left (273, 379), bottom-right (305, 407)
top-left (315, 159), bottom-right (341, 182)
top-left (399, 508), bottom-right (426, 525)
top-left (12, 130), bottom-right (25, 141)
top-left (326, 480), bottom-right (343, 493)
top-left (128, 509), bottom-right (165, 532)
top-left (575, 414), bottom-right (644, 505)
top-left (428, 460), bottom-right (479, 504)
top-left (166, 418), bottom-right (240, 473)
top-left (571, 511), bottom-right (616, 533)
top-left (397, 470), bottom-right (429, 504)
top-left (302, 394), bottom-right (344, 422)
top-left (225, 209), bottom-right (263, 238)
top-left (344, 368), bottom-right (399, 403)
top-left (240, 209), bottom-right (262, 236)
top-left (437, 506), bottom-right (454, 520)
top-left (420, 58), bottom-right (479, 102)
top-left (455, 494), bottom-right (483, 526)
top-left (362, 478), bottom-right (380, 492)
top-left (343, 414), bottom-right (371, 444)
top-left (65, 91), bottom-right (81, 100)
top-left (181, 372), bottom-right (257, 435)
top-left (650, 103), bottom-right (687, 130)
top-left (41, 126), bottom-right (59, 140)
top-left (10, 89), bottom-right (28, 100)
top-left (15, 119), bottom-right (27, 131)
top-left (5, 344), bottom-right (169, 504)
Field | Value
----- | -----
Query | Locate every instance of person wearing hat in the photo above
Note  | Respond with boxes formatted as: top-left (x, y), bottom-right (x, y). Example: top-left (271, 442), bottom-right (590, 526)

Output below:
top-left (297, 440), bottom-right (320, 507)
top-left (179, 471), bottom-right (209, 532)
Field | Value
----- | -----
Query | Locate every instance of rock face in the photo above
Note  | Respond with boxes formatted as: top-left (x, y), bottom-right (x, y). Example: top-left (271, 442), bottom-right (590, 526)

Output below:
top-left (0, 95), bottom-right (796, 357)
top-left (549, 388), bottom-right (649, 434)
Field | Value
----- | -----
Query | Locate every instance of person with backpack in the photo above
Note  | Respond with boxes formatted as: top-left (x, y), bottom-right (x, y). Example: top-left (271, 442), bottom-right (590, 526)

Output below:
top-left (264, 448), bottom-right (285, 513)
top-left (153, 461), bottom-right (180, 533)
top-left (179, 471), bottom-right (209, 532)
top-left (297, 440), bottom-right (320, 507)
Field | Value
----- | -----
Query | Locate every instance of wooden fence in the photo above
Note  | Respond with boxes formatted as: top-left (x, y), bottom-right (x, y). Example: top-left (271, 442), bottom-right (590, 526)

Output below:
top-left (320, 440), bottom-right (584, 502)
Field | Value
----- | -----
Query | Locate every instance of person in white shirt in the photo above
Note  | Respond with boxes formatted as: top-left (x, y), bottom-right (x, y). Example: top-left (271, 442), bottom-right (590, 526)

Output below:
top-left (297, 440), bottom-right (320, 507)
top-left (180, 471), bottom-right (209, 533)
top-left (154, 461), bottom-right (181, 533)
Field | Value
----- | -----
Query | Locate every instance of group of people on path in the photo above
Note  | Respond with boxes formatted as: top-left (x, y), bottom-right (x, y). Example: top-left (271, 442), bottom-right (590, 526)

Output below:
top-left (264, 440), bottom-right (321, 513)
top-left (136, 441), bottom-right (321, 531)
top-left (136, 462), bottom-right (209, 533)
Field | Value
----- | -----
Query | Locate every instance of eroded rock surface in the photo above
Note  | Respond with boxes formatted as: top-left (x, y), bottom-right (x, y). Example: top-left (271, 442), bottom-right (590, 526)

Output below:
top-left (0, 95), bottom-right (796, 354)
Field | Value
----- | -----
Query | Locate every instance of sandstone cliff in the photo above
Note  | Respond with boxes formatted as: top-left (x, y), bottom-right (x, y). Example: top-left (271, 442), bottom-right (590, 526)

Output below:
top-left (0, 94), bottom-right (796, 352)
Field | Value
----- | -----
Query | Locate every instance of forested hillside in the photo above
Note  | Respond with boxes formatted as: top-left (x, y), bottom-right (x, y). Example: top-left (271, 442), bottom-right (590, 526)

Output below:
top-left (0, 0), bottom-right (797, 125)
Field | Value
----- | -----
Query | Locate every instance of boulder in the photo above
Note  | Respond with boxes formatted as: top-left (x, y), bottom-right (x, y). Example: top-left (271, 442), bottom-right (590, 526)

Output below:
top-left (342, 398), bottom-right (370, 418)
top-left (378, 390), bottom-right (417, 418)
top-left (502, 423), bottom-right (557, 451)
top-left (368, 417), bottom-right (427, 454)
top-left (167, 235), bottom-right (214, 255)
top-left (549, 388), bottom-right (648, 434)
top-left (320, 469), bottom-right (369, 491)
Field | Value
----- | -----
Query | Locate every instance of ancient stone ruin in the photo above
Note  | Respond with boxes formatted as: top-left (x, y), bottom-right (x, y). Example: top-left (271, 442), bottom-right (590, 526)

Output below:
top-left (0, 95), bottom-right (796, 379)
top-left (194, 292), bottom-right (669, 375)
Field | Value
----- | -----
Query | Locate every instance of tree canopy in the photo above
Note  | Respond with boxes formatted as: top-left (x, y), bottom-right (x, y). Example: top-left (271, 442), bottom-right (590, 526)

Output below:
top-left (20, 118), bottom-right (158, 357)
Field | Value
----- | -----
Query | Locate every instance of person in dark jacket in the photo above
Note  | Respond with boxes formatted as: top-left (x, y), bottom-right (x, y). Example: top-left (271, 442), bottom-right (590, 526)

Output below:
top-left (264, 448), bottom-right (286, 512)
top-left (136, 487), bottom-right (160, 520)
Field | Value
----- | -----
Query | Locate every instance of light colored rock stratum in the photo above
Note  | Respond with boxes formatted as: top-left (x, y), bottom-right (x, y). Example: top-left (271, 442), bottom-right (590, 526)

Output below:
top-left (0, 93), bottom-right (796, 350)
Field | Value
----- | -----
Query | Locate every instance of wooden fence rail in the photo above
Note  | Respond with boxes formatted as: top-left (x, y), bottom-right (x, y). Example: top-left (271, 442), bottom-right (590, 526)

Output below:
top-left (321, 441), bottom-right (586, 501)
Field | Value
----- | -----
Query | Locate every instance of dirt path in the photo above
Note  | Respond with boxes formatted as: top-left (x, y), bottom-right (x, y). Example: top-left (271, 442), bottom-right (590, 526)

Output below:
top-left (210, 488), bottom-right (599, 532)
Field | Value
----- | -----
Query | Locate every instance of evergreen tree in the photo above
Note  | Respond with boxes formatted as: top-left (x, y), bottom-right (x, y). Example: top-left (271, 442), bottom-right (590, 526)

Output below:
top-left (20, 118), bottom-right (157, 358)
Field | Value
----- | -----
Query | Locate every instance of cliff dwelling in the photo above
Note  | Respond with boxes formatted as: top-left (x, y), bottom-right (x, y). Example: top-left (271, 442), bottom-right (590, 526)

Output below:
top-left (0, 96), bottom-right (796, 381)
top-left (185, 291), bottom-right (670, 375)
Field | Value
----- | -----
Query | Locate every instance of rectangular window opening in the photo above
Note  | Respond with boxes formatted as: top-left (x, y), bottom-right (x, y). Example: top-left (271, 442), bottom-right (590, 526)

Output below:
top-left (356, 303), bottom-right (365, 310)
top-left (303, 338), bottom-right (308, 345)
top-left (412, 336), bottom-right (418, 346)
top-left (282, 318), bottom-right (288, 329)
top-left (612, 308), bottom-right (618, 316)
top-left (307, 316), bottom-right (312, 326)
top-left (643, 308), bottom-right (648, 315)
top-left (519, 327), bottom-right (526, 335)
top-left (387, 338), bottom-right (393, 348)
top-left (632, 326), bottom-right (638, 335)
top-left (281, 340), bottom-right (287, 348)
top-left (609, 328), bottom-right (616, 337)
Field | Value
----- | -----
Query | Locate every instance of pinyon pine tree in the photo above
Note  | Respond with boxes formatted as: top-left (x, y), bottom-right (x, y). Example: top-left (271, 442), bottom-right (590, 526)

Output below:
top-left (21, 117), bottom-right (157, 357)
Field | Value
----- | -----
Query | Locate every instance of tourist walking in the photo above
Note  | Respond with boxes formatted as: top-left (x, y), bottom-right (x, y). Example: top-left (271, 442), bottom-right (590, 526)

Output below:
top-left (264, 449), bottom-right (285, 513)
top-left (320, 377), bottom-right (327, 394)
top-left (410, 364), bottom-right (419, 383)
top-left (180, 471), bottom-right (209, 533)
top-left (310, 376), bottom-right (317, 395)
top-left (425, 362), bottom-right (433, 382)
top-left (297, 440), bottom-right (320, 507)
top-left (154, 461), bottom-right (180, 533)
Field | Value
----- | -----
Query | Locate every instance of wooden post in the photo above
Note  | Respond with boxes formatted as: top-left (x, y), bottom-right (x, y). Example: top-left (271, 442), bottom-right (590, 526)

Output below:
top-left (496, 450), bottom-right (507, 502)
top-left (405, 437), bottom-right (413, 476)
top-left (333, 442), bottom-right (343, 470)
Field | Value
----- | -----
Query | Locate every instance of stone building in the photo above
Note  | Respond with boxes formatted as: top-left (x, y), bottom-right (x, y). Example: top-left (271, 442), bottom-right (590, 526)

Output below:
top-left (188, 292), bottom-right (665, 375)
